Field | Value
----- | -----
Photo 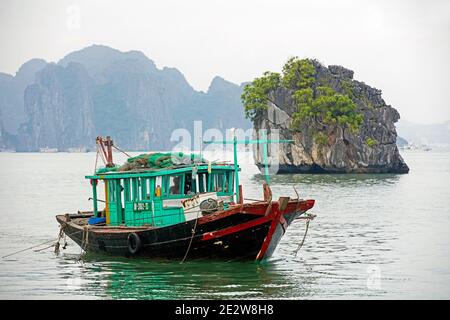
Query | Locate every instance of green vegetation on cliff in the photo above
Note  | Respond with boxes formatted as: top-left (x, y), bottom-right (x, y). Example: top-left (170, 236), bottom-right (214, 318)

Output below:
top-left (241, 71), bottom-right (280, 119)
top-left (242, 57), bottom-right (364, 133)
top-left (366, 138), bottom-right (378, 148)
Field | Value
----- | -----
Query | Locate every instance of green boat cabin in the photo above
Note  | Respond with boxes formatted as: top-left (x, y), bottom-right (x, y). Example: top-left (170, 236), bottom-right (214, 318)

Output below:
top-left (86, 164), bottom-right (238, 228)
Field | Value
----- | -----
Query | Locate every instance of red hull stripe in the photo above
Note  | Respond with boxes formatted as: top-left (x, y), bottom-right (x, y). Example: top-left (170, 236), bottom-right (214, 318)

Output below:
top-left (201, 215), bottom-right (272, 241)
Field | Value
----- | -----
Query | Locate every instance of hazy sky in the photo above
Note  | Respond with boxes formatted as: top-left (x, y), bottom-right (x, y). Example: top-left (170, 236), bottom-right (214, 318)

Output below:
top-left (1, 0), bottom-right (449, 124)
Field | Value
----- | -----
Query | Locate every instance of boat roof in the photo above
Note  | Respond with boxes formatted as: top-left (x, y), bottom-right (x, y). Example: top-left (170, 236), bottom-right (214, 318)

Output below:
top-left (86, 162), bottom-right (237, 180)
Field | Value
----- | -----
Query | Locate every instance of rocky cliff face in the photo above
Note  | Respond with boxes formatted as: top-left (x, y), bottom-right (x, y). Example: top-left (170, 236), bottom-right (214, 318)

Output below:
top-left (17, 62), bottom-right (95, 151)
top-left (0, 109), bottom-right (16, 151)
top-left (252, 61), bottom-right (409, 174)
top-left (0, 110), bottom-right (8, 150)
top-left (1, 45), bottom-right (250, 151)
top-left (0, 59), bottom-right (47, 134)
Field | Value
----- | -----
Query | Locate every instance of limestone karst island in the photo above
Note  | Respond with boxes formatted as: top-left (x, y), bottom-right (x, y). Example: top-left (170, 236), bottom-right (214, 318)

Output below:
top-left (242, 57), bottom-right (409, 174)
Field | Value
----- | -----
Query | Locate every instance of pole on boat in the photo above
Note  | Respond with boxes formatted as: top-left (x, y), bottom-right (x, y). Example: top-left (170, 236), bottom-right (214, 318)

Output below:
top-left (91, 179), bottom-right (98, 217)
top-left (96, 136), bottom-right (115, 167)
top-left (233, 135), bottom-right (240, 203)
top-left (203, 130), bottom-right (293, 203)
top-left (261, 131), bottom-right (270, 184)
top-left (248, 130), bottom-right (293, 185)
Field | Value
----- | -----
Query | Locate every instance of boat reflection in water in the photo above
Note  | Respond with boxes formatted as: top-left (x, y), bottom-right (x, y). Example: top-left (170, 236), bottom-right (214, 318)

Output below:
top-left (58, 252), bottom-right (318, 299)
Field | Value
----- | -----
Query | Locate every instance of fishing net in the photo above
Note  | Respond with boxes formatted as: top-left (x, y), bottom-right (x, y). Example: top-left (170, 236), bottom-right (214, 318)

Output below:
top-left (95, 152), bottom-right (207, 173)
top-left (96, 165), bottom-right (119, 174)
top-left (115, 152), bottom-right (207, 172)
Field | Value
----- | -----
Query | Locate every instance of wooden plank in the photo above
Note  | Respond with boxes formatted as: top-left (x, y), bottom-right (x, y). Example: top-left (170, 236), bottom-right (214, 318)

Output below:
top-left (278, 196), bottom-right (290, 211)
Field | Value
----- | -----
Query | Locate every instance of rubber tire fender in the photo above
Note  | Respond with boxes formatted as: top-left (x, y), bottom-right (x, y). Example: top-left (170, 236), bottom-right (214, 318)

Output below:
top-left (127, 232), bottom-right (142, 255)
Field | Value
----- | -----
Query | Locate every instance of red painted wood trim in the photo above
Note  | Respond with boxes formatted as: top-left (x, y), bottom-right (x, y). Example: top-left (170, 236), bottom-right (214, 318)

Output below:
top-left (254, 199), bottom-right (315, 260)
top-left (256, 208), bottom-right (282, 261)
top-left (198, 205), bottom-right (242, 225)
top-left (201, 215), bottom-right (272, 241)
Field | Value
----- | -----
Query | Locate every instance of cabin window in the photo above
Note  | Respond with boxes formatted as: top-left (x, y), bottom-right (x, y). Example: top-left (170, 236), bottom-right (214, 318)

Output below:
top-left (198, 173), bottom-right (208, 193)
top-left (208, 171), bottom-right (229, 193)
top-left (217, 172), bottom-right (226, 192)
top-left (228, 172), bottom-right (234, 193)
top-left (184, 173), bottom-right (195, 195)
top-left (107, 179), bottom-right (125, 202)
top-left (119, 179), bottom-right (125, 206)
top-left (154, 176), bottom-right (162, 197)
top-left (141, 177), bottom-right (150, 200)
top-left (165, 175), bottom-right (183, 196)
top-left (124, 178), bottom-right (131, 202)
top-left (131, 178), bottom-right (139, 201)
top-left (108, 180), bottom-right (116, 202)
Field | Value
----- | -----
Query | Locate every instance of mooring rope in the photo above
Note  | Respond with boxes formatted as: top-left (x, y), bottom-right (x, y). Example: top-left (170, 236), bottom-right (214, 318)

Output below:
top-left (81, 226), bottom-right (90, 251)
top-left (34, 243), bottom-right (57, 253)
top-left (1, 238), bottom-right (59, 259)
top-left (180, 210), bottom-right (201, 264)
top-left (293, 216), bottom-right (311, 257)
top-left (54, 225), bottom-right (65, 254)
top-left (1, 228), bottom-right (83, 259)
top-left (293, 186), bottom-right (301, 212)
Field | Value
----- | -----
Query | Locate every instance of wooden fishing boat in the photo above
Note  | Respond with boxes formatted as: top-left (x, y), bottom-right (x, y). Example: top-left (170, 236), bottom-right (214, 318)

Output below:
top-left (56, 136), bottom-right (315, 261)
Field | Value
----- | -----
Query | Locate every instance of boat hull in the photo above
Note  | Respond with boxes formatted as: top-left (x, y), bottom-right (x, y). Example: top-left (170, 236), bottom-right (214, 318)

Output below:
top-left (56, 199), bottom-right (314, 261)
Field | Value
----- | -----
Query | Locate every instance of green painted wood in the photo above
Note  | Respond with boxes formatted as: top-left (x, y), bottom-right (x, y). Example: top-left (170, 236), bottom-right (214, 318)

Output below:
top-left (149, 177), bottom-right (155, 200)
top-left (131, 201), bottom-right (152, 226)
top-left (107, 180), bottom-right (119, 226)
top-left (124, 202), bottom-right (136, 226)
top-left (91, 179), bottom-right (98, 217)
top-left (153, 198), bottom-right (163, 213)
top-left (116, 179), bottom-right (123, 224)
top-left (233, 136), bottom-right (240, 203)
top-left (158, 207), bottom-right (185, 227)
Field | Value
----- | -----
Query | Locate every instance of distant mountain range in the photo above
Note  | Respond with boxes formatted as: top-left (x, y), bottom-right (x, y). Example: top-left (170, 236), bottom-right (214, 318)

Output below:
top-left (0, 45), bottom-right (250, 151)
top-left (0, 44), bottom-right (448, 152)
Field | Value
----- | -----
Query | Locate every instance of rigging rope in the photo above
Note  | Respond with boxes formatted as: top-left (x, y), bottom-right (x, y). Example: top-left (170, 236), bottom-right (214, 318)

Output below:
top-left (94, 146), bottom-right (100, 174)
top-left (112, 145), bottom-right (132, 158)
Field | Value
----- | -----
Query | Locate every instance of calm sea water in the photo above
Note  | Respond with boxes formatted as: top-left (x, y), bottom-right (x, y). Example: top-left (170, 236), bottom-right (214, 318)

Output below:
top-left (0, 150), bottom-right (449, 299)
